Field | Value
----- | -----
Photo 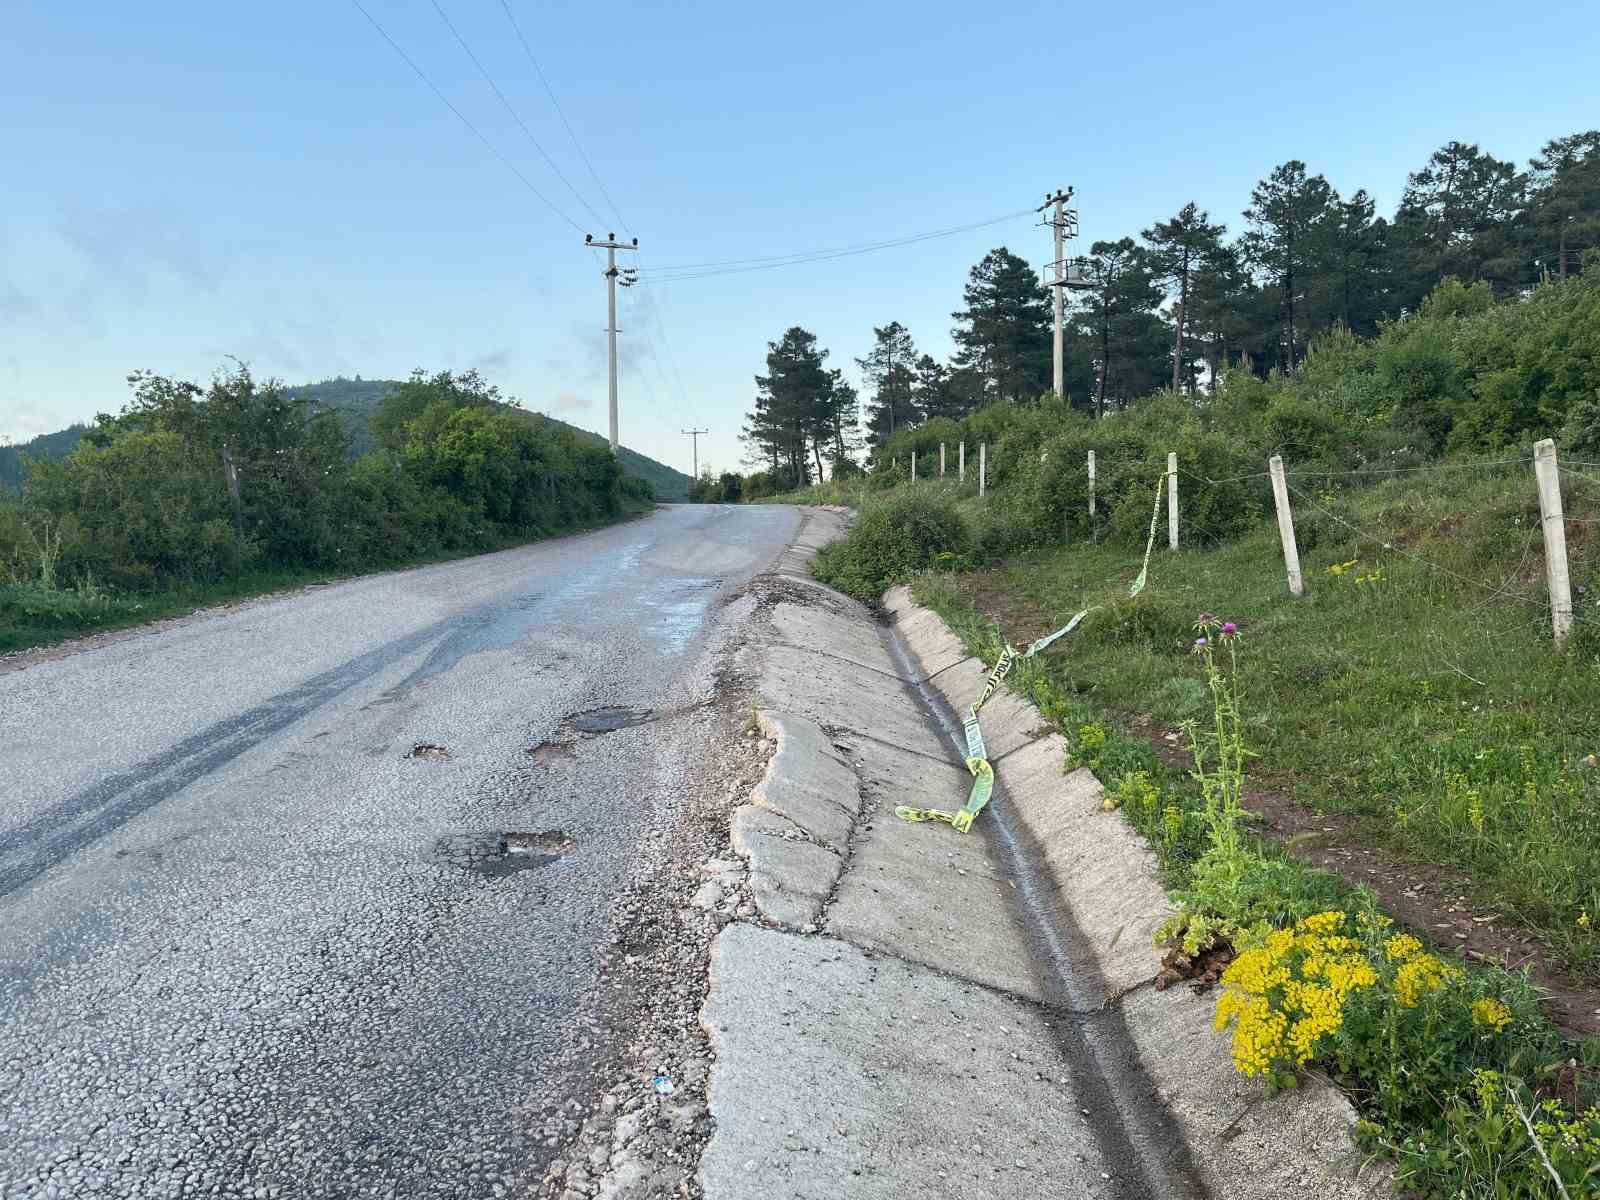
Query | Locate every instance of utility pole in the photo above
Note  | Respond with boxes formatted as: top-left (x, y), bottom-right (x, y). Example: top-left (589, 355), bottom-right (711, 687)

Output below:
top-left (1039, 189), bottom-right (1077, 401)
top-left (681, 427), bottom-right (709, 482)
top-left (586, 232), bottom-right (639, 454)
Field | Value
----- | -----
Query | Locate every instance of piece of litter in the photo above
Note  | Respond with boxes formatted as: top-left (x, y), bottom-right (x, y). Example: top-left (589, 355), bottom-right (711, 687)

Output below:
top-left (652, 1076), bottom-right (675, 1095)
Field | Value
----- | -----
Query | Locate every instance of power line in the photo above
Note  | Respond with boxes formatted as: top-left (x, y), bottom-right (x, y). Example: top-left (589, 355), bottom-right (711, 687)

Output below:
top-left (496, 0), bottom-right (632, 236)
top-left (348, 0), bottom-right (583, 234)
top-left (636, 209), bottom-right (1036, 282)
top-left (427, 0), bottom-right (605, 229)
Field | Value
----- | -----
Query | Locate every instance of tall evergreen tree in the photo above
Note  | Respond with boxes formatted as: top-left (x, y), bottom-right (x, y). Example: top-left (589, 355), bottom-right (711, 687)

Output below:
top-left (1186, 240), bottom-right (1264, 385)
top-left (1073, 238), bottom-right (1168, 416)
top-left (855, 322), bottom-right (920, 445)
top-left (950, 248), bottom-right (1052, 403)
top-left (1526, 131), bottom-right (1600, 280)
top-left (1393, 141), bottom-right (1523, 301)
top-left (1241, 160), bottom-right (1337, 372)
top-left (1143, 203), bottom-right (1227, 393)
top-left (910, 354), bottom-right (964, 421)
top-left (1314, 190), bottom-right (1390, 335)
top-left (742, 327), bottom-right (833, 486)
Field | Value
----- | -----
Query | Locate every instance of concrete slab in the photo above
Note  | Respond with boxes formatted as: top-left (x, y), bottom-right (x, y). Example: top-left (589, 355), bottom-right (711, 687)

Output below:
top-left (921, 656), bottom-right (1047, 761)
top-left (699, 924), bottom-right (1113, 1200)
top-left (1121, 986), bottom-right (1391, 1199)
top-left (750, 712), bottom-right (859, 851)
top-left (769, 602), bottom-right (903, 680)
top-left (999, 748), bottom-right (1171, 997)
top-left (731, 806), bottom-right (841, 930)
top-left (889, 605), bottom-right (972, 681)
top-left (755, 643), bottom-right (945, 759)
top-left (829, 812), bottom-right (1053, 1004)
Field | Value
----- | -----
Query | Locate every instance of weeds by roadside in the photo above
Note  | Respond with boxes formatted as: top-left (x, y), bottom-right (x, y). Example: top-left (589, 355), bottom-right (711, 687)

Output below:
top-left (911, 571), bottom-right (1600, 1197)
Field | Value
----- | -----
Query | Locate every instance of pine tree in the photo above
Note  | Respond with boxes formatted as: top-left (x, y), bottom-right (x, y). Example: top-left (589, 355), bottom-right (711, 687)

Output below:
top-left (1526, 131), bottom-right (1600, 280)
top-left (1241, 161), bottom-right (1338, 372)
top-left (1073, 238), bottom-right (1167, 416)
top-left (950, 248), bottom-right (1052, 403)
top-left (855, 322), bottom-right (919, 445)
top-left (1143, 203), bottom-right (1227, 393)
top-left (742, 327), bottom-right (833, 487)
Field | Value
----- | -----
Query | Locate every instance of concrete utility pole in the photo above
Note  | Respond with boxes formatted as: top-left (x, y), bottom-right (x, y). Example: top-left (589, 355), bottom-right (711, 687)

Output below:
top-left (682, 428), bottom-right (709, 482)
top-left (1038, 189), bottom-right (1077, 400)
top-left (586, 232), bottom-right (639, 454)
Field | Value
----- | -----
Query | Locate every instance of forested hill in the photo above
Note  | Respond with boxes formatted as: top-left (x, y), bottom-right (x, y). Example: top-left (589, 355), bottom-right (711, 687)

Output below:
top-left (1, 377), bottom-right (692, 501)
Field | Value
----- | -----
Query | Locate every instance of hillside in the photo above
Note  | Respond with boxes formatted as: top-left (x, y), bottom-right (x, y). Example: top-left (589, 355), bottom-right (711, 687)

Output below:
top-left (2, 377), bottom-right (692, 501)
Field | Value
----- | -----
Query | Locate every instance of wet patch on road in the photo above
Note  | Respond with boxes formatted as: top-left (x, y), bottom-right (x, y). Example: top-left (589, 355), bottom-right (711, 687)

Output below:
top-left (432, 830), bottom-right (576, 879)
top-left (566, 707), bottom-right (658, 735)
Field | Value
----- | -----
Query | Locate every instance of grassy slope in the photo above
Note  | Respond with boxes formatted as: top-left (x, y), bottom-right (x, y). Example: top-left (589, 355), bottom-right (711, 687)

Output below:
top-left (898, 462), bottom-right (1600, 981)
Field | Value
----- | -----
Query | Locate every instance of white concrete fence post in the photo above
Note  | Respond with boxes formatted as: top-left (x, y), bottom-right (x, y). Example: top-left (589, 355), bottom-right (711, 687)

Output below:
top-left (911, 451), bottom-right (917, 482)
top-left (959, 441), bottom-right (966, 483)
top-left (1268, 455), bottom-right (1304, 597)
top-left (940, 442), bottom-right (946, 478)
top-left (1088, 450), bottom-right (1096, 520)
top-left (1534, 438), bottom-right (1574, 648)
top-left (979, 443), bottom-right (987, 498)
top-left (1167, 452), bottom-right (1179, 550)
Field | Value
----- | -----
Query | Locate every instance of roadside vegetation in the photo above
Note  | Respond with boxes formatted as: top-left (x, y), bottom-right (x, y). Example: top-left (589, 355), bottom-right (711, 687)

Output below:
top-left (0, 365), bottom-right (654, 652)
top-left (786, 264), bottom-right (1600, 1194)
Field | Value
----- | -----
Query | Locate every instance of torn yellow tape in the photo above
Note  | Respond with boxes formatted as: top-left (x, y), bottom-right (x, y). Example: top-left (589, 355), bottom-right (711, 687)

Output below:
top-left (896, 475), bottom-right (1165, 833)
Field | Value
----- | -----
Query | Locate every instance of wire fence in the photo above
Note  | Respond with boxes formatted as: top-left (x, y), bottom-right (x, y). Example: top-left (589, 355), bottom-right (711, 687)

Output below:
top-left (897, 436), bottom-right (1595, 654)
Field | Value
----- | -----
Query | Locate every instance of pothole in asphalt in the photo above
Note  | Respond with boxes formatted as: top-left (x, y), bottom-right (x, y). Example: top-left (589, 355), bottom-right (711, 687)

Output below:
top-left (527, 740), bottom-right (577, 764)
top-left (432, 830), bottom-right (576, 879)
top-left (566, 706), bottom-right (657, 735)
top-left (408, 743), bottom-right (451, 761)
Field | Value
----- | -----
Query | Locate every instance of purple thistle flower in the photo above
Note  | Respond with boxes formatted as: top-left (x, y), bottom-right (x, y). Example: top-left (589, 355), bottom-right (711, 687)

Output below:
top-left (1222, 622), bottom-right (1238, 635)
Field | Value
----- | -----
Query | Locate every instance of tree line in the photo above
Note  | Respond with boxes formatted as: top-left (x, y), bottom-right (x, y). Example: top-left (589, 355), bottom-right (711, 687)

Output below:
top-left (1, 365), bottom-right (652, 621)
top-left (735, 128), bottom-right (1599, 488)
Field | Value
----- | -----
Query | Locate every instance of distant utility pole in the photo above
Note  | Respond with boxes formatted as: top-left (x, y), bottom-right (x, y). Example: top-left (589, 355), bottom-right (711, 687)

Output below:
top-left (681, 427), bottom-right (709, 481)
top-left (1038, 188), bottom-right (1080, 402)
top-left (586, 232), bottom-right (639, 454)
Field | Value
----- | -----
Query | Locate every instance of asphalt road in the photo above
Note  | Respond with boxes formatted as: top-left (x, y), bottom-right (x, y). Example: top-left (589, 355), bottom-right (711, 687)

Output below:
top-left (0, 503), bottom-right (801, 1200)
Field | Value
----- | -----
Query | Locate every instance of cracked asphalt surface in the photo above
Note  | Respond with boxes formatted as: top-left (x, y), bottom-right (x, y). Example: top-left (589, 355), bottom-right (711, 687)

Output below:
top-left (0, 503), bottom-right (800, 1200)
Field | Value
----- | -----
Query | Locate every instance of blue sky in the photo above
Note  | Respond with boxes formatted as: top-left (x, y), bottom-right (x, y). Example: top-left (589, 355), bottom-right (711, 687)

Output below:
top-left (4, 0), bottom-right (1597, 477)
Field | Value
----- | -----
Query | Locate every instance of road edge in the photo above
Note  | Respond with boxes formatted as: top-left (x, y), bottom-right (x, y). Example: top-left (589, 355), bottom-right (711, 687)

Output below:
top-left (879, 581), bottom-right (1394, 1198)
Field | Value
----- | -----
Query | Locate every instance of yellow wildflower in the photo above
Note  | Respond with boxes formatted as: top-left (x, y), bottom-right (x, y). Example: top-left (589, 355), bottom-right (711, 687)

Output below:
top-left (1471, 997), bottom-right (1514, 1032)
top-left (1393, 953), bottom-right (1460, 1007)
top-left (1384, 933), bottom-right (1423, 962)
top-left (1296, 911), bottom-right (1346, 936)
top-left (1580, 909), bottom-right (1591, 930)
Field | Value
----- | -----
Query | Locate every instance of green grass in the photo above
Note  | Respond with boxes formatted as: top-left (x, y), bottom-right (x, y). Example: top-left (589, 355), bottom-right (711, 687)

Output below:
top-left (915, 460), bottom-right (1600, 981)
top-left (909, 563), bottom-right (1600, 1198)
top-left (0, 500), bottom-right (655, 655)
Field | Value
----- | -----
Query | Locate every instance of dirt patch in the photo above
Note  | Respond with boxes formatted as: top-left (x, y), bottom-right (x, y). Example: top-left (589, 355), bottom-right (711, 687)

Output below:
top-left (408, 742), bottom-right (451, 762)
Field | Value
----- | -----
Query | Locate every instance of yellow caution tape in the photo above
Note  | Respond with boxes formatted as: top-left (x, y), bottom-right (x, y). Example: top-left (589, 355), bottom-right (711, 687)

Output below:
top-left (896, 475), bottom-right (1165, 833)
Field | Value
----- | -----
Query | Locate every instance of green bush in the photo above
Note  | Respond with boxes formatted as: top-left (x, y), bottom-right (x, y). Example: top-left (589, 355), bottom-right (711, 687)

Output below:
top-left (814, 491), bottom-right (969, 601)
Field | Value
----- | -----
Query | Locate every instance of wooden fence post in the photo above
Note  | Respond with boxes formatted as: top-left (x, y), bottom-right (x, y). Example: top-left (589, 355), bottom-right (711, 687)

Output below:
top-left (1167, 451), bottom-right (1179, 550)
top-left (979, 443), bottom-right (987, 498)
top-left (959, 441), bottom-right (966, 483)
top-left (1268, 455), bottom-right (1304, 597)
top-left (1087, 450), bottom-right (1096, 520)
top-left (940, 442), bottom-right (946, 477)
top-left (1534, 438), bottom-right (1574, 648)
